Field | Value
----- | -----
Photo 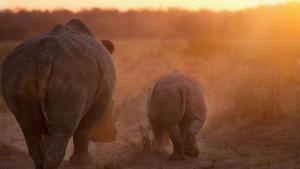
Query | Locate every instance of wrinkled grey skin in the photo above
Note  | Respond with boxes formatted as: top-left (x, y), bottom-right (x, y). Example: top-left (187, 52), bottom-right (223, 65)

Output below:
top-left (148, 71), bottom-right (206, 160)
top-left (1, 19), bottom-right (116, 169)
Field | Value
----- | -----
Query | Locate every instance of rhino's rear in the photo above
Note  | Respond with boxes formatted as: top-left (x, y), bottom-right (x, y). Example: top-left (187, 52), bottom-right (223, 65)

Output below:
top-left (2, 37), bottom-right (58, 133)
top-left (1, 24), bottom-right (116, 132)
top-left (1, 19), bottom-right (117, 169)
top-left (148, 71), bottom-right (206, 126)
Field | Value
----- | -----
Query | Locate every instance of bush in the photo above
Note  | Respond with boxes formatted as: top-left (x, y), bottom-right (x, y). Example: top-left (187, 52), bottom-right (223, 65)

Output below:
top-left (123, 122), bottom-right (153, 156)
top-left (216, 63), bottom-right (300, 125)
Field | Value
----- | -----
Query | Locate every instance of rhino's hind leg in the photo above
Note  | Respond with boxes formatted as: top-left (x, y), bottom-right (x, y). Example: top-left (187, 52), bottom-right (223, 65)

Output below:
top-left (169, 125), bottom-right (185, 160)
top-left (69, 128), bottom-right (94, 165)
top-left (23, 132), bottom-right (45, 169)
top-left (151, 124), bottom-right (169, 155)
top-left (69, 97), bottom-right (110, 165)
top-left (183, 120), bottom-right (202, 158)
top-left (184, 135), bottom-right (199, 158)
top-left (43, 82), bottom-right (90, 169)
top-left (8, 100), bottom-right (45, 169)
top-left (44, 132), bottom-right (71, 169)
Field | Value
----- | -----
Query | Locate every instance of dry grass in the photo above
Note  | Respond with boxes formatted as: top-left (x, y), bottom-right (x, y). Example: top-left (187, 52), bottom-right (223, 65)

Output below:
top-left (1, 38), bottom-right (300, 169)
top-left (122, 123), bottom-right (153, 156)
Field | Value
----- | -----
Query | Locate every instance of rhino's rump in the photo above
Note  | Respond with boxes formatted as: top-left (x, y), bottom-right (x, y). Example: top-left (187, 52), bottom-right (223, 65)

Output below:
top-left (2, 27), bottom-right (116, 133)
top-left (149, 82), bottom-right (186, 126)
top-left (183, 83), bottom-right (206, 121)
top-left (148, 72), bottom-right (206, 127)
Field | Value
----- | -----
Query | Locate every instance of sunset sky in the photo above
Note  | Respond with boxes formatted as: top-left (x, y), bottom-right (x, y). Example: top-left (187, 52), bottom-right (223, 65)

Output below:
top-left (0, 0), bottom-right (293, 11)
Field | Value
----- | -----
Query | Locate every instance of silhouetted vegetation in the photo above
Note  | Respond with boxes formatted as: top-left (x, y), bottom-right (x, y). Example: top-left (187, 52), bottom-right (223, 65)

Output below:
top-left (1, 2), bottom-right (300, 41)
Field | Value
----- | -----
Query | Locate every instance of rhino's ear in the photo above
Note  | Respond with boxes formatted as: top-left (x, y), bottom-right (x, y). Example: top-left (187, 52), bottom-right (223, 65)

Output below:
top-left (101, 40), bottom-right (115, 54)
top-left (66, 19), bottom-right (93, 37)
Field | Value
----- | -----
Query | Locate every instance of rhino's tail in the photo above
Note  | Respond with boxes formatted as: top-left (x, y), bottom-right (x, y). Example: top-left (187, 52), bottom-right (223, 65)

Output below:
top-left (180, 86), bottom-right (188, 119)
top-left (37, 47), bottom-right (53, 133)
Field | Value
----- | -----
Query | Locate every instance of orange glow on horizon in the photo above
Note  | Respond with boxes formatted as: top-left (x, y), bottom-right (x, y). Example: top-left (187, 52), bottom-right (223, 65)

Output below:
top-left (0, 0), bottom-right (294, 12)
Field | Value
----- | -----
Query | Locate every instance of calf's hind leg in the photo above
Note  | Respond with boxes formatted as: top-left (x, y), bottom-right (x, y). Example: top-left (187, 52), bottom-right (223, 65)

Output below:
top-left (169, 124), bottom-right (185, 160)
top-left (151, 123), bottom-right (169, 155)
top-left (183, 120), bottom-right (203, 158)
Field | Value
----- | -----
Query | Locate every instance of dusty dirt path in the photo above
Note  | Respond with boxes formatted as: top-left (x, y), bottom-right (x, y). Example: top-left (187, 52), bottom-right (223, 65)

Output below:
top-left (2, 110), bottom-right (299, 169)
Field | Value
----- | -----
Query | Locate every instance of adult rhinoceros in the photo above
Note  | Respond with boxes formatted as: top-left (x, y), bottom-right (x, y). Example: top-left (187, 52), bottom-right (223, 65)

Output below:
top-left (148, 71), bottom-right (206, 160)
top-left (1, 19), bottom-right (117, 169)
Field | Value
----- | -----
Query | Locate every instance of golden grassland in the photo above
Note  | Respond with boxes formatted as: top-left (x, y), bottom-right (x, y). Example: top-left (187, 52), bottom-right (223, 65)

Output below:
top-left (0, 38), bottom-right (300, 168)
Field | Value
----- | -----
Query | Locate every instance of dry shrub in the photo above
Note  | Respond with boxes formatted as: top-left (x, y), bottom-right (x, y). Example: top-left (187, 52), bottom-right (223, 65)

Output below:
top-left (230, 76), bottom-right (282, 124)
top-left (122, 122), bottom-right (153, 156)
top-left (215, 61), bottom-right (300, 126)
top-left (138, 124), bottom-right (152, 153)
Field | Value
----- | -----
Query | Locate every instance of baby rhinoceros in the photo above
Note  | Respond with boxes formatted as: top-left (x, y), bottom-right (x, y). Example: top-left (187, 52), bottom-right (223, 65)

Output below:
top-left (148, 71), bottom-right (206, 160)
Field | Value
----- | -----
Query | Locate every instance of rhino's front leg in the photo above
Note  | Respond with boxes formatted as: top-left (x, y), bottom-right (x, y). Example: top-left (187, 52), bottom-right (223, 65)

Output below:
top-left (149, 119), bottom-right (169, 155)
top-left (69, 128), bottom-right (94, 164)
top-left (169, 125), bottom-right (185, 160)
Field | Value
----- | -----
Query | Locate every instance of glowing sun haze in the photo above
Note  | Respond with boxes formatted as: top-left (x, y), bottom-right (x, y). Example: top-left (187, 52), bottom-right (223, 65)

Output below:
top-left (0, 0), bottom-right (292, 11)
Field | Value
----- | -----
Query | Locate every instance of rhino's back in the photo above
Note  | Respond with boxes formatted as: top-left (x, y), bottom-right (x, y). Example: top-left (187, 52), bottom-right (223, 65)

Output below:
top-left (148, 71), bottom-right (206, 125)
top-left (2, 25), bottom-right (116, 115)
top-left (4, 25), bottom-right (114, 85)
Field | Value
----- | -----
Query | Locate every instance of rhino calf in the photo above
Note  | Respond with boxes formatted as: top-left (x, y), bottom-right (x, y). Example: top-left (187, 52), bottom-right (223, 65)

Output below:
top-left (148, 71), bottom-right (206, 160)
top-left (1, 19), bottom-right (117, 169)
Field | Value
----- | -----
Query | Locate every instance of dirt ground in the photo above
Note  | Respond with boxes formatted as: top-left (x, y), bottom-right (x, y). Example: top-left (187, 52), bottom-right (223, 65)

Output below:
top-left (1, 39), bottom-right (300, 169)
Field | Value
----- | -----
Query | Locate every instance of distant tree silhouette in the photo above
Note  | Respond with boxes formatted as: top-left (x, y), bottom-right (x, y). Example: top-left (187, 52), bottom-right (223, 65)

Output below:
top-left (0, 2), bottom-right (300, 40)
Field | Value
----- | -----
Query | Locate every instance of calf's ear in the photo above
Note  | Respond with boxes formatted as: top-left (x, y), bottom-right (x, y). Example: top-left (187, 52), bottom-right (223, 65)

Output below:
top-left (101, 40), bottom-right (115, 54)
